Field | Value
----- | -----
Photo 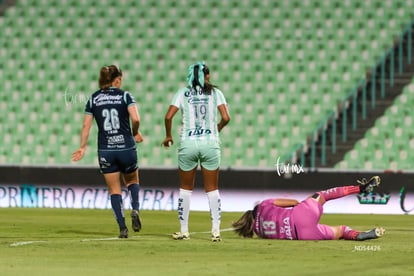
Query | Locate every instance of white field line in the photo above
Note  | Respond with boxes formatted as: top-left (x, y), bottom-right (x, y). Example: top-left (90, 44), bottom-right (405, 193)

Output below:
top-left (10, 241), bottom-right (48, 247)
top-left (80, 236), bottom-right (141, 242)
top-left (189, 227), bottom-right (234, 234)
top-left (10, 227), bottom-right (235, 245)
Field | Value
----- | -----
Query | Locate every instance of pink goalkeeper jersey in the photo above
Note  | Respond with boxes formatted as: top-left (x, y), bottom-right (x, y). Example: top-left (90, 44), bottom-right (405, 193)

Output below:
top-left (253, 199), bottom-right (297, 240)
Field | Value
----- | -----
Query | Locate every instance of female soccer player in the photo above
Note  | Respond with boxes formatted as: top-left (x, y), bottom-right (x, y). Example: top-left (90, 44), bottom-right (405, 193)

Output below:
top-left (162, 62), bottom-right (230, 241)
top-left (232, 176), bottom-right (385, 240)
top-left (72, 65), bottom-right (143, 238)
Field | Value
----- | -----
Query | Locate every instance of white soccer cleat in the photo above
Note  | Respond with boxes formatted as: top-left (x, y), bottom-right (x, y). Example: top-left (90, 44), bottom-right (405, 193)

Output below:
top-left (211, 232), bottom-right (221, 242)
top-left (172, 232), bottom-right (190, 240)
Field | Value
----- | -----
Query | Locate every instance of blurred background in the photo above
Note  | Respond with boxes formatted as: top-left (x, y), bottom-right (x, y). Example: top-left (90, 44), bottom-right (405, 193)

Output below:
top-left (1, 0), bottom-right (414, 171)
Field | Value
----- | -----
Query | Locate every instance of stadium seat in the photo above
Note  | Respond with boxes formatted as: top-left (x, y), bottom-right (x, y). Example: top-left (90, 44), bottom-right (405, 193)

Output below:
top-left (1, 0), bottom-right (413, 167)
top-left (336, 79), bottom-right (414, 170)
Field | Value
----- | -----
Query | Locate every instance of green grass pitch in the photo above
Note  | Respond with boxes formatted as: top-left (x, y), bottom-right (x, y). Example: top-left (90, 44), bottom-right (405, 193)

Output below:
top-left (0, 208), bottom-right (413, 276)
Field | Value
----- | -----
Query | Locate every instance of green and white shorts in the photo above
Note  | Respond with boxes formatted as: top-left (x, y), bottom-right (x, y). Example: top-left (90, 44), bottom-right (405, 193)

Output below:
top-left (178, 140), bottom-right (221, 171)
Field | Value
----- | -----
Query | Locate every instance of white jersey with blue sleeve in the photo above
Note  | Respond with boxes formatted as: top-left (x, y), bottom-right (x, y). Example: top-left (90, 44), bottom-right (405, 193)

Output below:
top-left (171, 86), bottom-right (227, 141)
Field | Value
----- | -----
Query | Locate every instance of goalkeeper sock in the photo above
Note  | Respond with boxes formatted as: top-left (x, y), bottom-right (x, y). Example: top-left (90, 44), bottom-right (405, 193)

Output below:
top-left (178, 188), bottom-right (192, 233)
top-left (207, 190), bottom-right (221, 234)
top-left (110, 194), bottom-right (126, 229)
top-left (318, 186), bottom-right (360, 202)
top-left (128, 183), bottom-right (140, 211)
top-left (341, 225), bottom-right (359, 240)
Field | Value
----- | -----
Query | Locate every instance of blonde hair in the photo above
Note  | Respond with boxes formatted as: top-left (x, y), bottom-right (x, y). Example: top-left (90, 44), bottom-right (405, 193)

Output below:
top-left (99, 65), bottom-right (122, 90)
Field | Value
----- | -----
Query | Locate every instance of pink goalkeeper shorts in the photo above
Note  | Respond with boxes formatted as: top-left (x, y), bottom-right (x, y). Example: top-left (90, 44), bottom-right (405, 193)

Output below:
top-left (291, 197), bottom-right (335, 240)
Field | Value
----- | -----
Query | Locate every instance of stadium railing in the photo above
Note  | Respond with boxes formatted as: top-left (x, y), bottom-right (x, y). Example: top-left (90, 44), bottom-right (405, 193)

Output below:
top-left (288, 19), bottom-right (414, 169)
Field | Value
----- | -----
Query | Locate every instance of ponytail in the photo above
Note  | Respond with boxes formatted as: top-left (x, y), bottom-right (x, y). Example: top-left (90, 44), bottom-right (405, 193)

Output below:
top-left (186, 61), bottom-right (217, 93)
top-left (232, 208), bottom-right (256, 238)
top-left (99, 66), bottom-right (112, 90)
top-left (99, 65), bottom-right (123, 90)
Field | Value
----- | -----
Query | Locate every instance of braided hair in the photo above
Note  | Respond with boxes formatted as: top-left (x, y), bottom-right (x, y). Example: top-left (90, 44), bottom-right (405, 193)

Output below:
top-left (187, 61), bottom-right (217, 94)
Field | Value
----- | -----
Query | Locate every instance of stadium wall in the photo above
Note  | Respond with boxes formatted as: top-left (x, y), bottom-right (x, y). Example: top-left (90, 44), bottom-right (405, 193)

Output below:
top-left (0, 165), bottom-right (413, 215)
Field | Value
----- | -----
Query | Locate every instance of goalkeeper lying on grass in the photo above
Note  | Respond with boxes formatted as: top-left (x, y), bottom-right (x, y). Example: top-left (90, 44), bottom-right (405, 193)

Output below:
top-left (232, 176), bottom-right (385, 241)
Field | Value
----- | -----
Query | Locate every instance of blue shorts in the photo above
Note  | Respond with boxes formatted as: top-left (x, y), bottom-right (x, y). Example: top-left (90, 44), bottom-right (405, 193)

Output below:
top-left (178, 140), bottom-right (221, 171)
top-left (97, 148), bottom-right (138, 174)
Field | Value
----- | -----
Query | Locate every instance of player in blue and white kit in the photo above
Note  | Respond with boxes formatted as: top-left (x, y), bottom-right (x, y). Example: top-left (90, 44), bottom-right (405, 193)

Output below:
top-left (162, 62), bottom-right (230, 241)
top-left (72, 65), bottom-right (143, 238)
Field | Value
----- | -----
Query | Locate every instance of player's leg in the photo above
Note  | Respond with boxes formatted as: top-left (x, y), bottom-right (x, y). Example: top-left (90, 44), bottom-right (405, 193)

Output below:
top-left (200, 140), bottom-right (222, 242)
top-left (292, 201), bottom-right (356, 240)
top-left (201, 167), bottom-right (221, 241)
top-left (313, 176), bottom-right (380, 205)
top-left (173, 142), bottom-right (198, 240)
top-left (328, 225), bottom-right (344, 240)
top-left (123, 169), bottom-right (141, 232)
top-left (296, 222), bottom-right (385, 241)
top-left (99, 151), bottom-right (128, 238)
top-left (294, 176), bottom-right (381, 240)
top-left (292, 198), bottom-right (331, 240)
top-left (172, 167), bottom-right (197, 240)
top-left (330, 225), bottom-right (385, 241)
top-left (121, 149), bottom-right (141, 232)
top-left (103, 172), bottom-right (128, 238)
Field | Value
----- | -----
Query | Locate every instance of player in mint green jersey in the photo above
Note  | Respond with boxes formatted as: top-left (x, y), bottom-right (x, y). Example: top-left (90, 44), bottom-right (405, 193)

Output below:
top-left (162, 62), bottom-right (230, 241)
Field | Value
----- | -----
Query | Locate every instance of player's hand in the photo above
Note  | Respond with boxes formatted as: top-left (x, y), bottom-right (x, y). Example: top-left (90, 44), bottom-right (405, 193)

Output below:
top-left (162, 137), bottom-right (174, 148)
top-left (71, 148), bottom-right (86, 162)
top-left (134, 132), bottom-right (144, 143)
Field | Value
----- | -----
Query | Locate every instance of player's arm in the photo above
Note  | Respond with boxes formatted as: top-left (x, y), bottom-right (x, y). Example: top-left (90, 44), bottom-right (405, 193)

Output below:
top-left (217, 104), bottom-right (230, 132)
top-left (128, 104), bottom-right (143, 143)
top-left (162, 105), bottom-right (179, 147)
top-left (71, 114), bottom-right (93, 161)
top-left (273, 198), bottom-right (300, 208)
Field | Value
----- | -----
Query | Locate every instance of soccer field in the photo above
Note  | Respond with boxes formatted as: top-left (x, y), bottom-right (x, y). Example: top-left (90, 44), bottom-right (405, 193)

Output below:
top-left (0, 208), bottom-right (413, 276)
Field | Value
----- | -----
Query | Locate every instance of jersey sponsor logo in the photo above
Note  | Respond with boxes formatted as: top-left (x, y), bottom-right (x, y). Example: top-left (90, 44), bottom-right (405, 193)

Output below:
top-left (107, 144), bottom-right (126, 149)
top-left (282, 217), bottom-right (293, 240)
top-left (187, 127), bottom-right (212, 137)
top-left (107, 134), bottom-right (125, 144)
top-left (184, 89), bottom-right (210, 97)
top-left (93, 94), bottom-right (123, 106)
top-left (188, 97), bottom-right (208, 104)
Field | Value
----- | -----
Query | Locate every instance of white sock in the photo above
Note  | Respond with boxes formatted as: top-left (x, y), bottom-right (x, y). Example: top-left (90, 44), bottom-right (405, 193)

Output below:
top-left (207, 190), bottom-right (221, 234)
top-left (178, 188), bottom-right (192, 233)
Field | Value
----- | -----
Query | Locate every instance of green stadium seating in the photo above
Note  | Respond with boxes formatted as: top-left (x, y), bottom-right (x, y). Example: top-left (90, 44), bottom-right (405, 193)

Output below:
top-left (1, 0), bottom-right (413, 168)
top-left (336, 79), bottom-right (414, 170)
